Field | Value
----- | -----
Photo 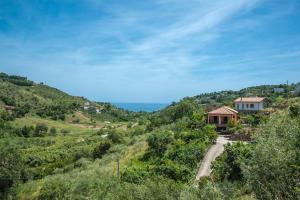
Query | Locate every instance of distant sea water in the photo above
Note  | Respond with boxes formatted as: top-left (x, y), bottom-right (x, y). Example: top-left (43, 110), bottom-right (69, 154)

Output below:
top-left (113, 103), bottom-right (169, 112)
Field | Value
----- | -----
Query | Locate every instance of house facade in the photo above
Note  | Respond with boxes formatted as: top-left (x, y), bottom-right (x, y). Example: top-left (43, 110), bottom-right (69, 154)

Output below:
top-left (234, 97), bottom-right (265, 112)
top-left (207, 106), bottom-right (238, 129)
top-left (83, 102), bottom-right (90, 110)
top-left (273, 88), bottom-right (285, 93)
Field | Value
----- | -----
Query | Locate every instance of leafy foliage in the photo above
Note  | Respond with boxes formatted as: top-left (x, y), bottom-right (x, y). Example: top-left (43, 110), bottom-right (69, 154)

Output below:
top-left (212, 142), bottom-right (252, 181)
top-left (93, 140), bottom-right (112, 159)
top-left (0, 144), bottom-right (26, 196)
top-left (243, 114), bottom-right (300, 200)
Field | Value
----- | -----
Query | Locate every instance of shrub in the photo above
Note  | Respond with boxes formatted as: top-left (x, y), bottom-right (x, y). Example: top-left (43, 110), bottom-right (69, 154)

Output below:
top-left (121, 167), bottom-right (150, 184)
top-left (153, 159), bottom-right (191, 182)
top-left (93, 140), bottom-right (112, 159)
top-left (19, 126), bottom-right (34, 137)
top-left (34, 123), bottom-right (48, 137)
top-left (14, 104), bottom-right (30, 118)
top-left (0, 145), bottom-right (25, 195)
top-left (243, 115), bottom-right (300, 200)
top-left (212, 142), bottom-right (251, 182)
top-left (167, 142), bottom-right (206, 169)
top-left (0, 111), bottom-right (15, 121)
top-left (37, 177), bottom-right (71, 200)
top-left (72, 118), bottom-right (80, 123)
top-left (131, 126), bottom-right (145, 136)
top-left (289, 104), bottom-right (300, 118)
top-left (147, 131), bottom-right (174, 156)
top-left (49, 127), bottom-right (57, 136)
top-left (107, 129), bottom-right (123, 144)
top-left (61, 129), bottom-right (70, 135)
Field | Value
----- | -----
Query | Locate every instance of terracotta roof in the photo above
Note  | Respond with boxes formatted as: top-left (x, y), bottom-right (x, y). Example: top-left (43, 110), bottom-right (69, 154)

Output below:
top-left (234, 97), bottom-right (265, 103)
top-left (208, 106), bottom-right (238, 115)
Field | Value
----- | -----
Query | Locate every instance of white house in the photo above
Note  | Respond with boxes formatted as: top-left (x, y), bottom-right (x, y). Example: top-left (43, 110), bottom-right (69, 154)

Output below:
top-left (83, 102), bottom-right (90, 110)
top-left (273, 88), bottom-right (285, 93)
top-left (234, 97), bottom-right (265, 112)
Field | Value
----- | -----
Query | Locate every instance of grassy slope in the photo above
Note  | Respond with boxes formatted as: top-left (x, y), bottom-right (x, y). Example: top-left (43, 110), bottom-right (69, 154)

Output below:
top-left (15, 137), bottom-right (149, 199)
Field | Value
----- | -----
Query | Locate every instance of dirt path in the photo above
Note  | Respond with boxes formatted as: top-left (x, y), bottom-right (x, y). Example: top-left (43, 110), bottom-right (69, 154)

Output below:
top-left (194, 135), bottom-right (232, 184)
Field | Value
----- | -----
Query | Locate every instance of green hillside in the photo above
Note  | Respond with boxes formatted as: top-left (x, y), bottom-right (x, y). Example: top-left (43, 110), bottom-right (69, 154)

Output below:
top-left (0, 73), bottom-right (299, 200)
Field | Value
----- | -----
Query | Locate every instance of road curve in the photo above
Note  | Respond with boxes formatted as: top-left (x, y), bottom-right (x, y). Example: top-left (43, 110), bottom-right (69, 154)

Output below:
top-left (194, 135), bottom-right (232, 184)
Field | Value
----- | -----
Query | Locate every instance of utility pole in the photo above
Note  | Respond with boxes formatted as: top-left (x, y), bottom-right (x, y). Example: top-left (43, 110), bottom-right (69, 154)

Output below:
top-left (117, 158), bottom-right (120, 179)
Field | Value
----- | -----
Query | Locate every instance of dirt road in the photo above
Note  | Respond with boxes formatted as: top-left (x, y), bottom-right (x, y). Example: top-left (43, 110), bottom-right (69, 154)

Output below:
top-left (194, 135), bottom-right (232, 183)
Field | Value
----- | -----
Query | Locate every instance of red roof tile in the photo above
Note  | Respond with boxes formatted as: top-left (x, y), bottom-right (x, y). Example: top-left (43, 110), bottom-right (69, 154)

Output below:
top-left (234, 97), bottom-right (265, 103)
top-left (208, 106), bottom-right (238, 115)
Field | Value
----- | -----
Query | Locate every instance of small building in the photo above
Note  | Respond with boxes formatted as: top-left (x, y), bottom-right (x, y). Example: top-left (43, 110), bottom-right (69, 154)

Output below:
top-left (234, 97), bottom-right (265, 112)
top-left (207, 106), bottom-right (238, 129)
top-left (83, 102), bottom-right (90, 110)
top-left (273, 88), bottom-right (285, 93)
top-left (95, 108), bottom-right (104, 114)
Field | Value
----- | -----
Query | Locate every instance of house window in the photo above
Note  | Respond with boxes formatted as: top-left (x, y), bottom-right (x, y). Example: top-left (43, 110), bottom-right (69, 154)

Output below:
top-left (246, 104), bottom-right (249, 108)
top-left (237, 104), bottom-right (239, 110)
top-left (213, 116), bottom-right (218, 124)
top-left (250, 104), bottom-right (254, 108)
top-left (242, 104), bottom-right (244, 109)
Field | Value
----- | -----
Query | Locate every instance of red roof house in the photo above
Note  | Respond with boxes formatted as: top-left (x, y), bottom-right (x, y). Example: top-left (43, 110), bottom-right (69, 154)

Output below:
top-left (207, 106), bottom-right (238, 129)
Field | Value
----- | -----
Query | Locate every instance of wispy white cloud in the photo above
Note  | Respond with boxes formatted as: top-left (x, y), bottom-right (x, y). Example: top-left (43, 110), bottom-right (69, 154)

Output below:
top-left (0, 0), bottom-right (300, 102)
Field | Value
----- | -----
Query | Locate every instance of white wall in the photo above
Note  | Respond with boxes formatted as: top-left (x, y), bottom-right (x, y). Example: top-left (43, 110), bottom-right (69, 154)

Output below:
top-left (235, 102), bottom-right (264, 111)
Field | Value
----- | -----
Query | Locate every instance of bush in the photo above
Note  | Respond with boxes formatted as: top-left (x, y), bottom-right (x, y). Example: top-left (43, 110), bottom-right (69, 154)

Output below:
top-left (49, 127), bottom-right (57, 136)
top-left (107, 129), bottom-right (123, 144)
top-left (34, 123), bottom-right (48, 137)
top-left (121, 167), bottom-right (150, 184)
top-left (289, 104), bottom-right (300, 118)
top-left (243, 115), bottom-right (300, 200)
top-left (19, 126), bottom-right (34, 137)
top-left (167, 142), bottom-right (206, 169)
top-left (61, 129), bottom-right (70, 135)
top-left (14, 104), bottom-right (30, 118)
top-left (131, 126), bottom-right (145, 136)
top-left (93, 140), bottom-right (112, 159)
top-left (147, 131), bottom-right (174, 156)
top-left (37, 177), bottom-right (70, 200)
top-left (212, 142), bottom-right (251, 182)
top-left (0, 145), bottom-right (25, 195)
top-left (72, 118), bottom-right (80, 123)
top-left (153, 159), bottom-right (191, 182)
top-left (0, 111), bottom-right (15, 121)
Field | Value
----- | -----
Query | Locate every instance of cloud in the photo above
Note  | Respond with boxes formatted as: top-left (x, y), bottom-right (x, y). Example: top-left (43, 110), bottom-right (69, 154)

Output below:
top-left (0, 0), bottom-right (300, 102)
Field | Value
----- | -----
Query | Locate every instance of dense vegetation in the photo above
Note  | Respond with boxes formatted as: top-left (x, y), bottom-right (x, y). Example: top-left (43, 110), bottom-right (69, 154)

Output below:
top-left (210, 103), bottom-right (300, 200)
top-left (0, 72), bottom-right (299, 199)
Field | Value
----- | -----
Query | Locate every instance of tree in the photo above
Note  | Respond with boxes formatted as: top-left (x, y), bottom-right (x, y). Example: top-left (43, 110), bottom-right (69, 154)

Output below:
top-left (243, 114), bottom-right (300, 200)
top-left (107, 129), bottom-right (123, 144)
top-left (147, 131), bottom-right (174, 156)
top-left (93, 140), bottom-right (112, 159)
top-left (212, 142), bottom-right (251, 181)
top-left (0, 145), bottom-right (25, 195)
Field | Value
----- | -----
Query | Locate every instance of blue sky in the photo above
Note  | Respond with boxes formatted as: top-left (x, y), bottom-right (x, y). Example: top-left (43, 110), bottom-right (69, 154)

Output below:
top-left (0, 0), bottom-right (300, 103)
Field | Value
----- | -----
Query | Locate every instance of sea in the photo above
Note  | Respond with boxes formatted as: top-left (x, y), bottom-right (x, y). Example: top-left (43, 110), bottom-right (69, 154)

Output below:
top-left (112, 103), bottom-right (169, 112)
